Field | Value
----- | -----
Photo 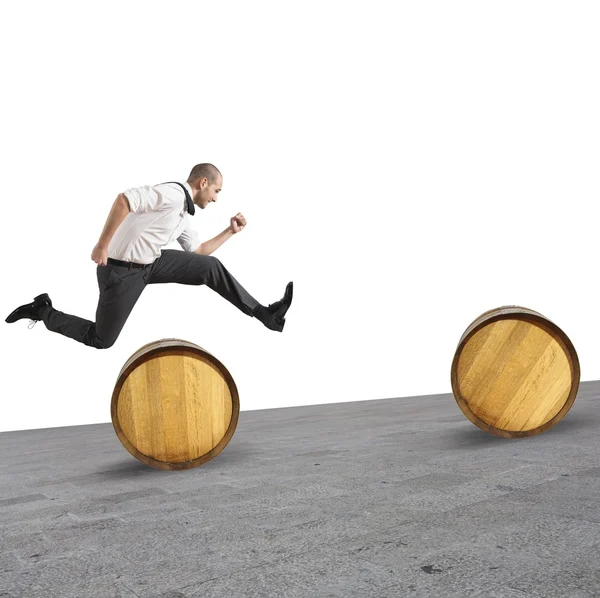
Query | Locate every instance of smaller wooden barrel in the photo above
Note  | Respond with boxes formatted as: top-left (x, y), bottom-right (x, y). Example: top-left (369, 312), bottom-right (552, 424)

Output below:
top-left (451, 306), bottom-right (580, 438)
top-left (111, 339), bottom-right (239, 470)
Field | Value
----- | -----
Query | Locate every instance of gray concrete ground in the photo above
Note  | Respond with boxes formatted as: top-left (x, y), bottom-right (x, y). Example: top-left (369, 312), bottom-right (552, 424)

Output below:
top-left (1, 381), bottom-right (600, 598)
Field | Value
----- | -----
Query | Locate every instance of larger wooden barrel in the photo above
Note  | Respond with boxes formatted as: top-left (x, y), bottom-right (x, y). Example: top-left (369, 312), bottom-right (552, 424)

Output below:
top-left (451, 306), bottom-right (580, 438)
top-left (111, 339), bottom-right (239, 470)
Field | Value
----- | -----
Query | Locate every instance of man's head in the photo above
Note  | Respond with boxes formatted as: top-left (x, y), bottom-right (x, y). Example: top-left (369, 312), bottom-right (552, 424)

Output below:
top-left (187, 163), bottom-right (222, 209)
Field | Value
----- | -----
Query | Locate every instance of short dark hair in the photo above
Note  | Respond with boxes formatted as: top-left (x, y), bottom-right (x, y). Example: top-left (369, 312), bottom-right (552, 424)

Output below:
top-left (187, 163), bottom-right (222, 185)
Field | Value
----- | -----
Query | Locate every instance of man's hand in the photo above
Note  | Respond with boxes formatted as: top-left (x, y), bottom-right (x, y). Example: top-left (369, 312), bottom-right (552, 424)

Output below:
top-left (91, 243), bottom-right (109, 266)
top-left (197, 217), bottom-right (245, 255)
top-left (229, 213), bottom-right (246, 234)
top-left (93, 194), bottom-right (130, 264)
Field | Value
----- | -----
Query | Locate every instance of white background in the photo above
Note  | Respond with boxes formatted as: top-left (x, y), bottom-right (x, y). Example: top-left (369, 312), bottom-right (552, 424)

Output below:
top-left (1, 1), bottom-right (598, 433)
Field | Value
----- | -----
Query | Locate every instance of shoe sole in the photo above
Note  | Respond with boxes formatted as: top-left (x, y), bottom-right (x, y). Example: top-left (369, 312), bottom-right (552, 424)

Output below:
top-left (276, 282), bottom-right (293, 319)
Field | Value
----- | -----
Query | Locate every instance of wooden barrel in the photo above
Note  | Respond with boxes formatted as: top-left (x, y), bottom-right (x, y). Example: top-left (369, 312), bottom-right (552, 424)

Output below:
top-left (450, 306), bottom-right (580, 438)
top-left (111, 339), bottom-right (239, 470)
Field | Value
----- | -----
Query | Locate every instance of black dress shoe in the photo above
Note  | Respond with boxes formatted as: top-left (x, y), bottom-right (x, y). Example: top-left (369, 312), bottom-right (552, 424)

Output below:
top-left (252, 304), bottom-right (286, 332)
top-left (267, 281), bottom-right (293, 317)
top-left (5, 293), bottom-right (52, 324)
top-left (264, 314), bottom-right (285, 332)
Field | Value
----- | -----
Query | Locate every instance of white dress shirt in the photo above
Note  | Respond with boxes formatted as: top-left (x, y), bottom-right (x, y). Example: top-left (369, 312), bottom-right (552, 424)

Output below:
top-left (108, 182), bottom-right (201, 264)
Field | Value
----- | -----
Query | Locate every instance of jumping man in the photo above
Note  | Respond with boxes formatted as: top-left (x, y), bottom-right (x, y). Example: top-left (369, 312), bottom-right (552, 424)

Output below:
top-left (5, 163), bottom-right (293, 348)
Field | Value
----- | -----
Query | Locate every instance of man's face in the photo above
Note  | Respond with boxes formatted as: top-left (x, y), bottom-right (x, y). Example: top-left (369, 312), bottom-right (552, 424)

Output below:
top-left (197, 177), bottom-right (222, 209)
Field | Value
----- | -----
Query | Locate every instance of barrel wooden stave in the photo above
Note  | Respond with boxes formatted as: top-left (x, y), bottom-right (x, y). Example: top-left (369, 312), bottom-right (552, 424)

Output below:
top-left (111, 339), bottom-right (239, 470)
top-left (451, 307), bottom-right (579, 438)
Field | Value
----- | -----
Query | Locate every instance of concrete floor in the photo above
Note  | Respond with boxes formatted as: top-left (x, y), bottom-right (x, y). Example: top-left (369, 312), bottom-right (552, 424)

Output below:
top-left (1, 381), bottom-right (600, 598)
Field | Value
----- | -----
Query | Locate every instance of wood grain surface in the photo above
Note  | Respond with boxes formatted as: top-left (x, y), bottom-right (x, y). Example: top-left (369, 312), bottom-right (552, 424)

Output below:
top-left (451, 307), bottom-right (580, 438)
top-left (111, 339), bottom-right (239, 470)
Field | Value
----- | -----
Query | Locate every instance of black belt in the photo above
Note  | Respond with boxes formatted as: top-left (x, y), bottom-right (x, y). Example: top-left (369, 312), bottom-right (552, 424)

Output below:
top-left (107, 258), bottom-right (152, 270)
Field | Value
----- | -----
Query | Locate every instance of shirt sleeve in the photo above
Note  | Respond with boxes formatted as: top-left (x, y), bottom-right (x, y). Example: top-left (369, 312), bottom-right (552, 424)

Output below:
top-left (177, 222), bottom-right (202, 252)
top-left (123, 185), bottom-right (181, 213)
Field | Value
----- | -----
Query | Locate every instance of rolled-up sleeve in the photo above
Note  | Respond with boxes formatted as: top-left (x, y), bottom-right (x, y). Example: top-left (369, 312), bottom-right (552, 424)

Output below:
top-left (124, 185), bottom-right (179, 213)
top-left (177, 223), bottom-right (202, 252)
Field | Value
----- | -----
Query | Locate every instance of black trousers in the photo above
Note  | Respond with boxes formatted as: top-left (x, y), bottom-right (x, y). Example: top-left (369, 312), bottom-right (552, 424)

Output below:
top-left (41, 249), bottom-right (260, 349)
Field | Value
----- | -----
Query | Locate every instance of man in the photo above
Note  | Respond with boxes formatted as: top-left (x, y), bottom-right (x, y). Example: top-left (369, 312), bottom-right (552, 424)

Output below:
top-left (5, 163), bottom-right (293, 348)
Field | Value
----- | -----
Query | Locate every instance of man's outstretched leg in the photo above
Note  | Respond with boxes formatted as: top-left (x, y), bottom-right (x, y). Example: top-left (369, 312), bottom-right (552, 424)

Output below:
top-left (147, 249), bottom-right (293, 331)
top-left (5, 264), bottom-right (148, 348)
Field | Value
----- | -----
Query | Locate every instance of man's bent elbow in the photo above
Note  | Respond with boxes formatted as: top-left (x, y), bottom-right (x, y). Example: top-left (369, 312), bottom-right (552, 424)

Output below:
top-left (117, 193), bottom-right (131, 212)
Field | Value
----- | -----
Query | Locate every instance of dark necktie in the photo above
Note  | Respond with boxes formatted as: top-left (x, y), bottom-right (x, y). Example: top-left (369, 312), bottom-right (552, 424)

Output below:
top-left (162, 181), bottom-right (195, 216)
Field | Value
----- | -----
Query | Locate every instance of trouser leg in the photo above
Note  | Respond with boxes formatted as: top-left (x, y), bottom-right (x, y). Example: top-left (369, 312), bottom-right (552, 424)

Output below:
top-left (42, 265), bottom-right (147, 349)
top-left (147, 249), bottom-right (261, 316)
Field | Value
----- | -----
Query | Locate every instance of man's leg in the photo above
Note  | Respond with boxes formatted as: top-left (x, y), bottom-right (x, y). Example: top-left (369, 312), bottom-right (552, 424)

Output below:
top-left (146, 250), bottom-right (291, 331)
top-left (147, 250), bottom-right (260, 315)
top-left (42, 265), bottom-right (148, 348)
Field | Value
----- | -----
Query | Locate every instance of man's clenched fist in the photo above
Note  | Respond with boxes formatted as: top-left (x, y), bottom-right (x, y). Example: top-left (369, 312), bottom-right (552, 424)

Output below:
top-left (230, 213), bottom-right (246, 234)
top-left (91, 243), bottom-right (108, 266)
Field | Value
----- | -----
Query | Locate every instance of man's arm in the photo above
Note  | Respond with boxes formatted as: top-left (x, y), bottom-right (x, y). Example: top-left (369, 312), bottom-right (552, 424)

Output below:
top-left (195, 227), bottom-right (235, 256)
top-left (91, 194), bottom-right (131, 265)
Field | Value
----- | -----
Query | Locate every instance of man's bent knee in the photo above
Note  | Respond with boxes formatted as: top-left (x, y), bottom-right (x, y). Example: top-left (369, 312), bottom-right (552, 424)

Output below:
top-left (204, 256), bottom-right (222, 270)
top-left (89, 327), bottom-right (119, 349)
top-left (92, 336), bottom-right (116, 349)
